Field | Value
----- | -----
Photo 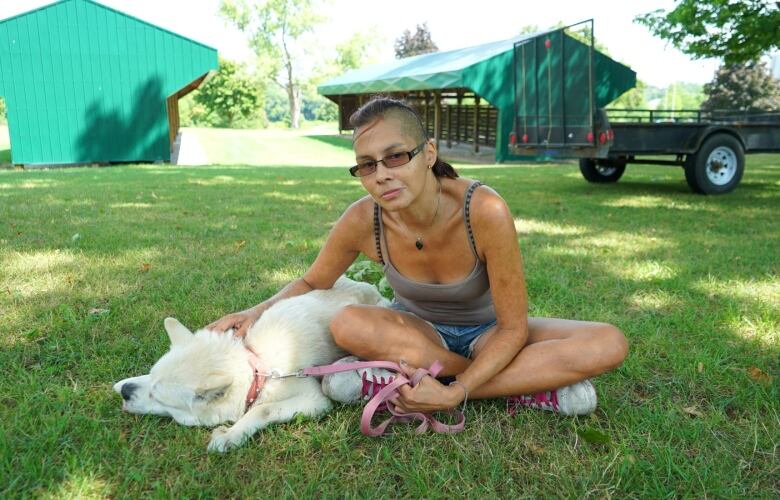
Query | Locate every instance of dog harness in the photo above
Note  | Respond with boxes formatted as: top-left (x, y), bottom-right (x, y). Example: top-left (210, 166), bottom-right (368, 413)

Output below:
top-left (244, 350), bottom-right (267, 410)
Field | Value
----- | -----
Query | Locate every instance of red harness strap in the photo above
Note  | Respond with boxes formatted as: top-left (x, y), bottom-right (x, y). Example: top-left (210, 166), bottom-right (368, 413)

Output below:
top-left (244, 351), bottom-right (267, 410)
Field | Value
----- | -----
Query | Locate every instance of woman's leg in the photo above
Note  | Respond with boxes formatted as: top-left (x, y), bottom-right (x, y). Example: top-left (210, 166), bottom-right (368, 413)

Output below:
top-left (330, 306), bottom-right (628, 399)
top-left (329, 304), bottom-right (472, 373)
top-left (467, 318), bottom-right (628, 399)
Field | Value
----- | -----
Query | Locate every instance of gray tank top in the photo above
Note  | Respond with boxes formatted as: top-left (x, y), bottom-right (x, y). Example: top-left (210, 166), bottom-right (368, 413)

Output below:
top-left (374, 181), bottom-right (496, 325)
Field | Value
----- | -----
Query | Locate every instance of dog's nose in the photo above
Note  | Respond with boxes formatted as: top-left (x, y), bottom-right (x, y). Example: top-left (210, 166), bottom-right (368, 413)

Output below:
top-left (120, 382), bottom-right (138, 401)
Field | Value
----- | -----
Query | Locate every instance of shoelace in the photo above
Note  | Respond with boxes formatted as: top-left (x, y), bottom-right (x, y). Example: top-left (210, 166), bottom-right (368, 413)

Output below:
top-left (507, 390), bottom-right (559, 415)
top-left (360, 371), bottom-right (394, 400)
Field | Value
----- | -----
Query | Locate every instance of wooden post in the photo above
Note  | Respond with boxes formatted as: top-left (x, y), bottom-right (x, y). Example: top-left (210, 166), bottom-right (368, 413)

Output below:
top-left (338, 95), bottom-right (343, 135)
top-left (434, 91), bottom-right (441, 150)
top-left (424, 93), bottom-right (430, 136)
top-left (473, 96), bottom-right (480, 154)
top-left (456, 92), bottom-right (462, 143)
top-left (446, 102), bottom-right (452, 149)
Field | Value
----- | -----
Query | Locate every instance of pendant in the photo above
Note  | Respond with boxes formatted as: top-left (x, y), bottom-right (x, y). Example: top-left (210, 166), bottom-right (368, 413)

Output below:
top-left (415, 238), bottom-right (424, 250)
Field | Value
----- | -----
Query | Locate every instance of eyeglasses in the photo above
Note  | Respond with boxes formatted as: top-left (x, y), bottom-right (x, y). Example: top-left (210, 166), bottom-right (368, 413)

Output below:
top-left (349, 142), bottom-right (427, 177)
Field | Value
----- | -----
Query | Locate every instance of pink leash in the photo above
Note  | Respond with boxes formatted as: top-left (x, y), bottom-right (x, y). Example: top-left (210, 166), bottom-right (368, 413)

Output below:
top-left (303, 360), bottom-right (466, 436)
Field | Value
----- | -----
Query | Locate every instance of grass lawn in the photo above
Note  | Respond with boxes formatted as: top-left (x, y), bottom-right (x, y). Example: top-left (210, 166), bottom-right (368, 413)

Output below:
top-left (187, 124), bottom-right (354, 167)
top-left (0, 131), bottom-right (777, 497)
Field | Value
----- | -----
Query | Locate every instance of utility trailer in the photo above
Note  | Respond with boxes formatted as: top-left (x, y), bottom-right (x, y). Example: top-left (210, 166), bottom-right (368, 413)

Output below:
top-left (509, 21), bottom-right (780, 194)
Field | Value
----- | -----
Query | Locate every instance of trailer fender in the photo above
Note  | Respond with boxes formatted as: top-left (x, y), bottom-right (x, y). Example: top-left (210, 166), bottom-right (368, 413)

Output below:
top-left (689, 126), bottom-right (746, 154)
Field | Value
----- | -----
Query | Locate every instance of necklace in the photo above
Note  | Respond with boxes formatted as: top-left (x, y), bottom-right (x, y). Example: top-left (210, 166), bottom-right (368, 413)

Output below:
top-left (398, 180), bottom-right (441, 250)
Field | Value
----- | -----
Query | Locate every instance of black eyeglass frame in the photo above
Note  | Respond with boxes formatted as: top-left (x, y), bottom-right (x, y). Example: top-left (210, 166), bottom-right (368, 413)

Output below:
top-left (349, 142), bottom-right (428, 177)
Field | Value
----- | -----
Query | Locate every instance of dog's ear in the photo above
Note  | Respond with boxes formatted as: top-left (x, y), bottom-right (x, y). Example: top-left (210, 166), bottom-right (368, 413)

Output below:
top-left (193, 375), bottom-right (232, 403)
top-left (164, 317), bottom-right (193, 347)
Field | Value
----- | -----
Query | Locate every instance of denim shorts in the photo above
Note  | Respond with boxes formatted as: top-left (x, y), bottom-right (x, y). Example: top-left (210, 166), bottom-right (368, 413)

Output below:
top-left (390, 301), bottom-right (497, 358)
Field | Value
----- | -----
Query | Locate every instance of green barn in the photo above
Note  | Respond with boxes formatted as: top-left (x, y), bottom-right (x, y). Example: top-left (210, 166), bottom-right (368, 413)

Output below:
top-left (0, 0), bottom-right (218, 166)
top-left (318, 29), bottom-right (635, 163)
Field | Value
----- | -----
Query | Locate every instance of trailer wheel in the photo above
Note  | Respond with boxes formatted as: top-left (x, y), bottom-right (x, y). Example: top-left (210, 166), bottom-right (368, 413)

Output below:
top-left (579, 158), bottom-right (626, 183)
top-left (684, 134), bottom-right (744, 194)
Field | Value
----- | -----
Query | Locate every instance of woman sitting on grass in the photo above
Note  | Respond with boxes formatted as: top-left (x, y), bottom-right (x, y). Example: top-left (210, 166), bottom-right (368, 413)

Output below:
top-left (209, 96), bottom-right (628, 416)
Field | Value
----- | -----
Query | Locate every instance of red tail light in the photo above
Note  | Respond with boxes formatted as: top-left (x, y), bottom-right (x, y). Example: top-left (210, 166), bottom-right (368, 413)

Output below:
top-left (599, 132), bottom-right (607, 144)
top-left (509, 132), bottom-right (517, 145)
top-left (522, 134), bottom-right (529, 143)
top-left (586, 132), bottom-right (594, 143)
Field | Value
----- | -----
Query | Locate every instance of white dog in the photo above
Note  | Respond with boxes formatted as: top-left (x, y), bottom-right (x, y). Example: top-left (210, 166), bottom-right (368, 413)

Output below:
top-left (113, 276), bottom-right (388, 452)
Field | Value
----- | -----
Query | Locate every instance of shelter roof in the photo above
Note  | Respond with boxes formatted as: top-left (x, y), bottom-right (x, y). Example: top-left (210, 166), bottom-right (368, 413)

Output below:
top-left (318, 33), bottom-right (541, 96)
top-left (0, 0), bottom-right (216, 52)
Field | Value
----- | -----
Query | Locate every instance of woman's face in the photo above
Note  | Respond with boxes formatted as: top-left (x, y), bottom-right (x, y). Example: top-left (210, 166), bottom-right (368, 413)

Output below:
top-left (352, 115), bottom-right (435, 211)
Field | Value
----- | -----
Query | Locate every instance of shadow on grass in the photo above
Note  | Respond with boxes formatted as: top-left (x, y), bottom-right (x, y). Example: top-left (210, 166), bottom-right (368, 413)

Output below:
top-left (305, 135), bottom-right (352, 151)
top-left (0, 148), bottom-right (10, 164)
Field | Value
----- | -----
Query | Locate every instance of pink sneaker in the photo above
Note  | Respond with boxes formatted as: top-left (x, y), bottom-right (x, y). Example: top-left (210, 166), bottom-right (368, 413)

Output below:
top-left (321, 356), bottom-right (396, 404)
top-left (507, 379), bottom-right (597, 416)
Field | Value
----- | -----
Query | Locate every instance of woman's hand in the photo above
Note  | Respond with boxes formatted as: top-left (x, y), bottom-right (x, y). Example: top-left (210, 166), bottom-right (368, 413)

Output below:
top-left (390, 360), bottom-right (466, 413)
top-left (206, 307), bottom-right (262, 338)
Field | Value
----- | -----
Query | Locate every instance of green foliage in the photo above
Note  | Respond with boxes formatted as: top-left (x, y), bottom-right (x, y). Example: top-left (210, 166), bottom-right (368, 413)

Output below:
top-left (220, 0), bottom-right (324, 129)
top-left (191, 59), bottom-right (263, 128)
top-left (658, 82), bottom-right (706, 110)
top-left (346, 260), bottom-right (393, 299)
top-left (702, 60), bottom-right (780, 111)
top-left (335, 33), bottom-right (381, 72)
top-left (264, 85), bottom-right (291, 124)
top-left (394, 23), bottom-right (438, 59)
top-left (302, 88), bottom-right (337, 122)
top-left (608, 80), bottom-right (648, 109)
top-left (635, 0), bottom-right (780, 63)
top-left (0, 97), bottom-right (6, 125)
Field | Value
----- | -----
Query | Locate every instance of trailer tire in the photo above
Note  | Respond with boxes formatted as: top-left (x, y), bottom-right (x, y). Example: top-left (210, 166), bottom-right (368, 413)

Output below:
top-left (684, 134), bottom-right (744, 194)
top-left (579, 158), bottom-right (626, 183)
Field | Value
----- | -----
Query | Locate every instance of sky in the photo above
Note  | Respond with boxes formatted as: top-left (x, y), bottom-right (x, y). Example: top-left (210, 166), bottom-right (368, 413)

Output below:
top-left (0, 0), bottom-right (724, 88)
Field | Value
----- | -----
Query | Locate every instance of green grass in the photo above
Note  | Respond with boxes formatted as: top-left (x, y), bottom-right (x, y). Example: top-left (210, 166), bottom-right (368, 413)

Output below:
top-left (0, 132), bottom-right (778, 497)
top-left (187, 125), bottom-right (354, 167)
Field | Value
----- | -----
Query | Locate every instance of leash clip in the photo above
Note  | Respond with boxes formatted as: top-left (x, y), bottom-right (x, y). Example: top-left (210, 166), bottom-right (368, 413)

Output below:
top-left (268, 369), bottom-right (305, 379)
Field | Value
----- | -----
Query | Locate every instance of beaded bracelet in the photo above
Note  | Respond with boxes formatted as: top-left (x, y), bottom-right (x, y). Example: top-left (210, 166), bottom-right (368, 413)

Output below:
top-left (449, 380), bottom-right (469, 413)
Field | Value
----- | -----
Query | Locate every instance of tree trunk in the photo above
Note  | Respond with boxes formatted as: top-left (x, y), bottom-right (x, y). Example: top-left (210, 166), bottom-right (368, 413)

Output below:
top-left (287, 82), bottom-right (301, 129)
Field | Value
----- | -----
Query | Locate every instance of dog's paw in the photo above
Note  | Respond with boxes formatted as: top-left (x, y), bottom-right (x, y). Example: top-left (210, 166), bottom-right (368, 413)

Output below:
top-left (207, 425), bottom-right (245, 453)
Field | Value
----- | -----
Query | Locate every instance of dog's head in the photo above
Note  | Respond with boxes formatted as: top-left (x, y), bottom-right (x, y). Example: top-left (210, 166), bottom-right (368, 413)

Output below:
top-left (113, 318), bottom-right (249, 427)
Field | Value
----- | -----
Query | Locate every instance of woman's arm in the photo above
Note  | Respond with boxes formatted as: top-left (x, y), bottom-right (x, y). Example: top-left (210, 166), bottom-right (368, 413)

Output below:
top-left (207, 198), bottom-right (375, 336)
top-left (452, 187), bottom-right (528, 394)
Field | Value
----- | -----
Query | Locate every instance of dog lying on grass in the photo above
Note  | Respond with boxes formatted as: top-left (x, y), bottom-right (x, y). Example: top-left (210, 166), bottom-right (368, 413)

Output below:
top-left (114, 276), bottom-right (388, 452)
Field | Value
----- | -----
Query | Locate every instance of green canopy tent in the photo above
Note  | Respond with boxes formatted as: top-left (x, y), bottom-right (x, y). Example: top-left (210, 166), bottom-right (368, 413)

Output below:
top-left (318, 29), bottom-right (635, 162)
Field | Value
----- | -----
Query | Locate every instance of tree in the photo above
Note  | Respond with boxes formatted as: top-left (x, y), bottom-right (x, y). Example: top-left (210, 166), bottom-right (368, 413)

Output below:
top-left (191, 58), bottom-right (262, 128)
top-left (335, 32), bottom-right (381, 72)
top-left (220, 0), bottom-right (323, 129)
top-left (394, 23), bottom-right (438, 59)
top-left (609, 80), bottom-right (648, 109)
top-left (702, 61), bottom-right (780, 111)
top-left (0, 98), bottom-right (6, 124)
top-left (635, 0), bottom-right (780, 63)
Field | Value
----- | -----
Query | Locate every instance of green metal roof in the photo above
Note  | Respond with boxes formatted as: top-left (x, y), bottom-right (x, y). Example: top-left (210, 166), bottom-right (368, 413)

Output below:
top-left (318, 36), bottom-right (526, 95)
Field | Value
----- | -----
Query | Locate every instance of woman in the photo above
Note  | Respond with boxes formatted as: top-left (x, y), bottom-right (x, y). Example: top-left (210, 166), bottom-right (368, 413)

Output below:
top-left (208, 97), bottom-right (628, 416)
